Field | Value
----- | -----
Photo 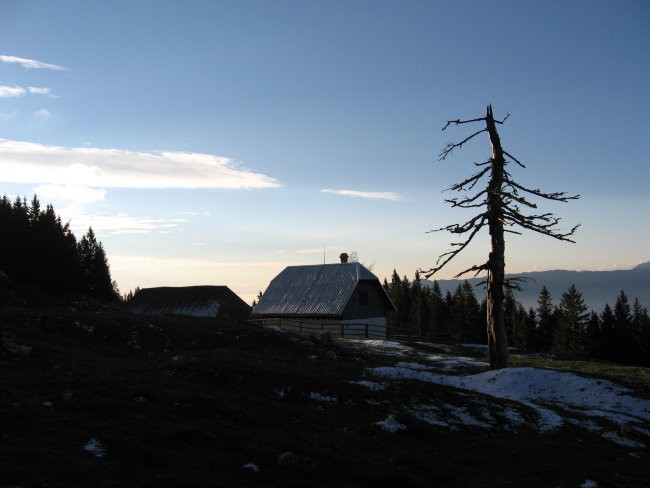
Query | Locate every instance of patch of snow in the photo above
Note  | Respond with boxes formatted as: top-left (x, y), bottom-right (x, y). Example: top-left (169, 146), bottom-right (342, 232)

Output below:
top-left (273, 387), bottom-right (288, 399)
top-left (446, 404), bottom-right (492, 428)
top-left (369, 365), bottom-right (650, 437)
top-left (395, 361), bottom-right (431, 370)
top-left (601, 432), bottom-right (646, 448)
top-left (407, 404), bottom-right (450, 427)
top-left (417, 354), bottom-right (489, 370)
top-left (342, 339), bottom-right (412, 356)
top-left (580, 480), bottom-right (598, 488)
top-left (309, 392), bottom-right (337, 403)
top-left (84, 438), bottom-right (106, 458)
top-left (42, 401), bottom-right (53, 408)
top-left (375, 414), bottom-right (406, 433)
top-left (242, 462), bottom-right (259, 472)
top-left (347, 380), bottom-right (385, 391)
top-left (500, 407), bottom-right (526, 426)
top-left (135, 396), bottom-right (146, 403)
top-left (278, 451), bottom-right (296, 465)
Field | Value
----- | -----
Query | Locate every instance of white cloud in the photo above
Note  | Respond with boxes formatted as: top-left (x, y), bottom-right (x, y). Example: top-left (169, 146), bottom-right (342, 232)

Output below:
top-left (34, 108), bottom-right (52, 118)
top-left (0, 85), bottom-right (26, 98)
top-left (34, 184), bottom-right (106, 204)
top-left (28, 86), bottom-right (56, 97)
top-left (0, 55), bottom-right (67, 71)
top-left (0, 138), bottom-right (281, 190)
top-left (58, 205), bottom-right (187, 236)
top-left (321, 188), bottom-right (403, 201)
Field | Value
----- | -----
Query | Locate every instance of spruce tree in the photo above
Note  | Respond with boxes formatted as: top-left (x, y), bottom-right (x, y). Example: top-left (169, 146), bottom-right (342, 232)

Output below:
top-left (536, 286), bottom-right (556, 353)
top-left (78, 227), bottom-right (119, 301)
top-left (553, 285), bottom-right (589, 358)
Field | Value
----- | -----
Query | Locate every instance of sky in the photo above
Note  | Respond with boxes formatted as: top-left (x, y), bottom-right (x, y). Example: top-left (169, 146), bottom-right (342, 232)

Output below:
top-left (1, 0), bottom-right (648, 304)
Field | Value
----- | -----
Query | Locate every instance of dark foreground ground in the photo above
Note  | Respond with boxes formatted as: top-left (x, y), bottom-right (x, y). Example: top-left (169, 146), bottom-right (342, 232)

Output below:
top-left (1, 293), bottom-right (649, 487)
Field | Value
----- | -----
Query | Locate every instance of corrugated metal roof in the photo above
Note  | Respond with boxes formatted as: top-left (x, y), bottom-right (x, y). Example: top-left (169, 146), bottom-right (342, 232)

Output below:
top-left (252, 262), bottom-right (389, 316)
top-left (129, 286), bottom-right (251, 319)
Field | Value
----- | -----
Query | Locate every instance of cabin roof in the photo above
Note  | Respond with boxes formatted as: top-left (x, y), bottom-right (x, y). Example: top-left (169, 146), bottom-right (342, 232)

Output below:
top-left (252, 262), bottom-right (394, 317)
top-left (129, 285), bottom-right (250, 319)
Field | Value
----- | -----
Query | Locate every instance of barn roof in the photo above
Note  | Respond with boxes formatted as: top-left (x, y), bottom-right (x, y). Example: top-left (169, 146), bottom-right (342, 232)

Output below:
top-left (129, 285), bottom-right (251, 319)
top-left (252, 262), bottom-right (394, 317)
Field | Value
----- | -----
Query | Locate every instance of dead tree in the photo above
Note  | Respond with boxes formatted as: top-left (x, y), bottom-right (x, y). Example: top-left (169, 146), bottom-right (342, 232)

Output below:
top-left (422, 105), bottom-right (579, 369)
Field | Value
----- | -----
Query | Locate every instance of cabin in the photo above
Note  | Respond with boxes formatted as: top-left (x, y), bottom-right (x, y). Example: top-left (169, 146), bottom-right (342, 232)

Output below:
top-left (129, 285), bottom-right (251, 320)
top-left (252, 253), bottom-right (395, 338)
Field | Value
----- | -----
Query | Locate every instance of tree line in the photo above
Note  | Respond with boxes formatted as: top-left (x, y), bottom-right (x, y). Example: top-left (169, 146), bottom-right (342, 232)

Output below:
top-left (0, 194), bottom-right (120, 301)
top-left (384, 271), bottom-right (650, 366)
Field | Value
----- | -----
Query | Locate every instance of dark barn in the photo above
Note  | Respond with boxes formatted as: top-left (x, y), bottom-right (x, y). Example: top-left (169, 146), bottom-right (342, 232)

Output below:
top-left (129, 286), bottom-right (251, 321)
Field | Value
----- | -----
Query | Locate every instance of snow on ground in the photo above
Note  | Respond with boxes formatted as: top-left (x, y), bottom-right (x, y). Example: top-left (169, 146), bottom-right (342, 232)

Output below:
top-left (375, 414), bottom-right (406, 433)
top-left (342, 339), bottom-right (650, 448)
top-left (412, 355), bottom-right (489, 370)
top-left (84, 438), bottom-right (106, 458)
top-left (309, 392), bottom-right (337, 403)
top-left (342, 339), bottom-right (412, 357)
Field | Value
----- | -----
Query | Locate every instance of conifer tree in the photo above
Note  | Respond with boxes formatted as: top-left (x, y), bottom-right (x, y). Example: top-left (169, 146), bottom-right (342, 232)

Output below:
top-left (422, 106), bottom-right (579, 369)
top-left (553, 285), bottom-right (589, 358)
top-left (585, 311), bottom-right (602, 358)
top-left (610, 291), bottom-right (633, 362)
top-left (429, 280), bottom-right (450, 341)
top-left (536, 286), bottom-right (556, 353)
top-left (78, 227), bottom-right (119, 301)
top-left (409, 271), bottom-right (422, 336)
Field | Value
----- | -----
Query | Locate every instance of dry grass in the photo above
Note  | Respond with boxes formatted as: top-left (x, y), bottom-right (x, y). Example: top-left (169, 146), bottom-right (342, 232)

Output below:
top-left (1, 300), bottom-right (649, 487)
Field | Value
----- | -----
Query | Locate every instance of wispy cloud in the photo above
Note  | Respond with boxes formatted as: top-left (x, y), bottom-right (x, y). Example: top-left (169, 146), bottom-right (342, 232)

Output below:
top-left (321, 188), bottom-right (402, 201)
top-left (0, 139), bottom-right (281, 190)
top-left (28, 86), bottom-right (57, 98)
top-left (34, 108), bottom-right (52, 118)
top-left (35, 184), bottom-right (106, 204)
top-left (0, 55), bottom-right (67, 71)
top-left (0, 85), bottom-right (26, 98)
top-left (58, 205), bottom-right (187, 236)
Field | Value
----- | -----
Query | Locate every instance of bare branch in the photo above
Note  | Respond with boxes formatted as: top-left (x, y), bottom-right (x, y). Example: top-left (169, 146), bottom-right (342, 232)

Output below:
top-left (439, 128), bottom-right (487, 160)
top-left (503, 150), bottom-right (526, 168)
top-left (507, 179), bottom-right (580, 202)
top-left (447, 166), bottom-right (490, 192)
top-left (453, 261), bottom-right (489, 278)
top-left (446, 190), bottom-right (487, 208)
top-left (504, 276), bottom-right (530, 291)
top-left (442, 116), bottom-right (486, 131)
top-left (422, 216), bottom-right (487, 278)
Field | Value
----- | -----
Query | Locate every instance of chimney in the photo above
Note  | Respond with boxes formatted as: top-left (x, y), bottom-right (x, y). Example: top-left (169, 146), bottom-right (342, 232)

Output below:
top-left (339, 252), bottom-right (349, 264)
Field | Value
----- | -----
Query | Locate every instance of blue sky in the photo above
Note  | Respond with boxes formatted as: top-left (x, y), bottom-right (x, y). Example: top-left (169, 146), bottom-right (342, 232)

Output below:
top-left (1, 0), bottom-right (648, 303)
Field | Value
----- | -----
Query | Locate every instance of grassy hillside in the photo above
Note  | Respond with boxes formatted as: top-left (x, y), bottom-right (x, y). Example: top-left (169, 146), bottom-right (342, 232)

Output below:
top-left (1, 293), bottom-right (649, 487)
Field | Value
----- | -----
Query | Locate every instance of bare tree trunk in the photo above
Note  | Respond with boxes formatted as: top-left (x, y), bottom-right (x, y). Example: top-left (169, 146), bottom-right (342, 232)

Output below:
top-left (485, 105), bottom-right (509, 369)
top-left (425, 104), bottom-right (577, 368)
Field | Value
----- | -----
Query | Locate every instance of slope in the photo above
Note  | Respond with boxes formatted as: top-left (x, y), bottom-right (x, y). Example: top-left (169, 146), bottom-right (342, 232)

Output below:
top-left (1, 299), bottom-right (649, 487)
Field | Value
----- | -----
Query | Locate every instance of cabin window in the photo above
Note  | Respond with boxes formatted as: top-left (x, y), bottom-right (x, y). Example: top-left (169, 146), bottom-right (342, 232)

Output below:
top-left (358, 290), bottom-right (369, 306)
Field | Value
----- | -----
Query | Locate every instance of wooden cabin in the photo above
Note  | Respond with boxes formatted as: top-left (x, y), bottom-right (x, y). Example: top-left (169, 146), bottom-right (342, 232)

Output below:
top-left (252, 254), bottom-right (395, 338)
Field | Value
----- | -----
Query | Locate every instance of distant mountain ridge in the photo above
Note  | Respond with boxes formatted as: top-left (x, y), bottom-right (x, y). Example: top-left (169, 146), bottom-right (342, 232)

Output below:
top-left (423, 263), bottom-right (650, 311)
